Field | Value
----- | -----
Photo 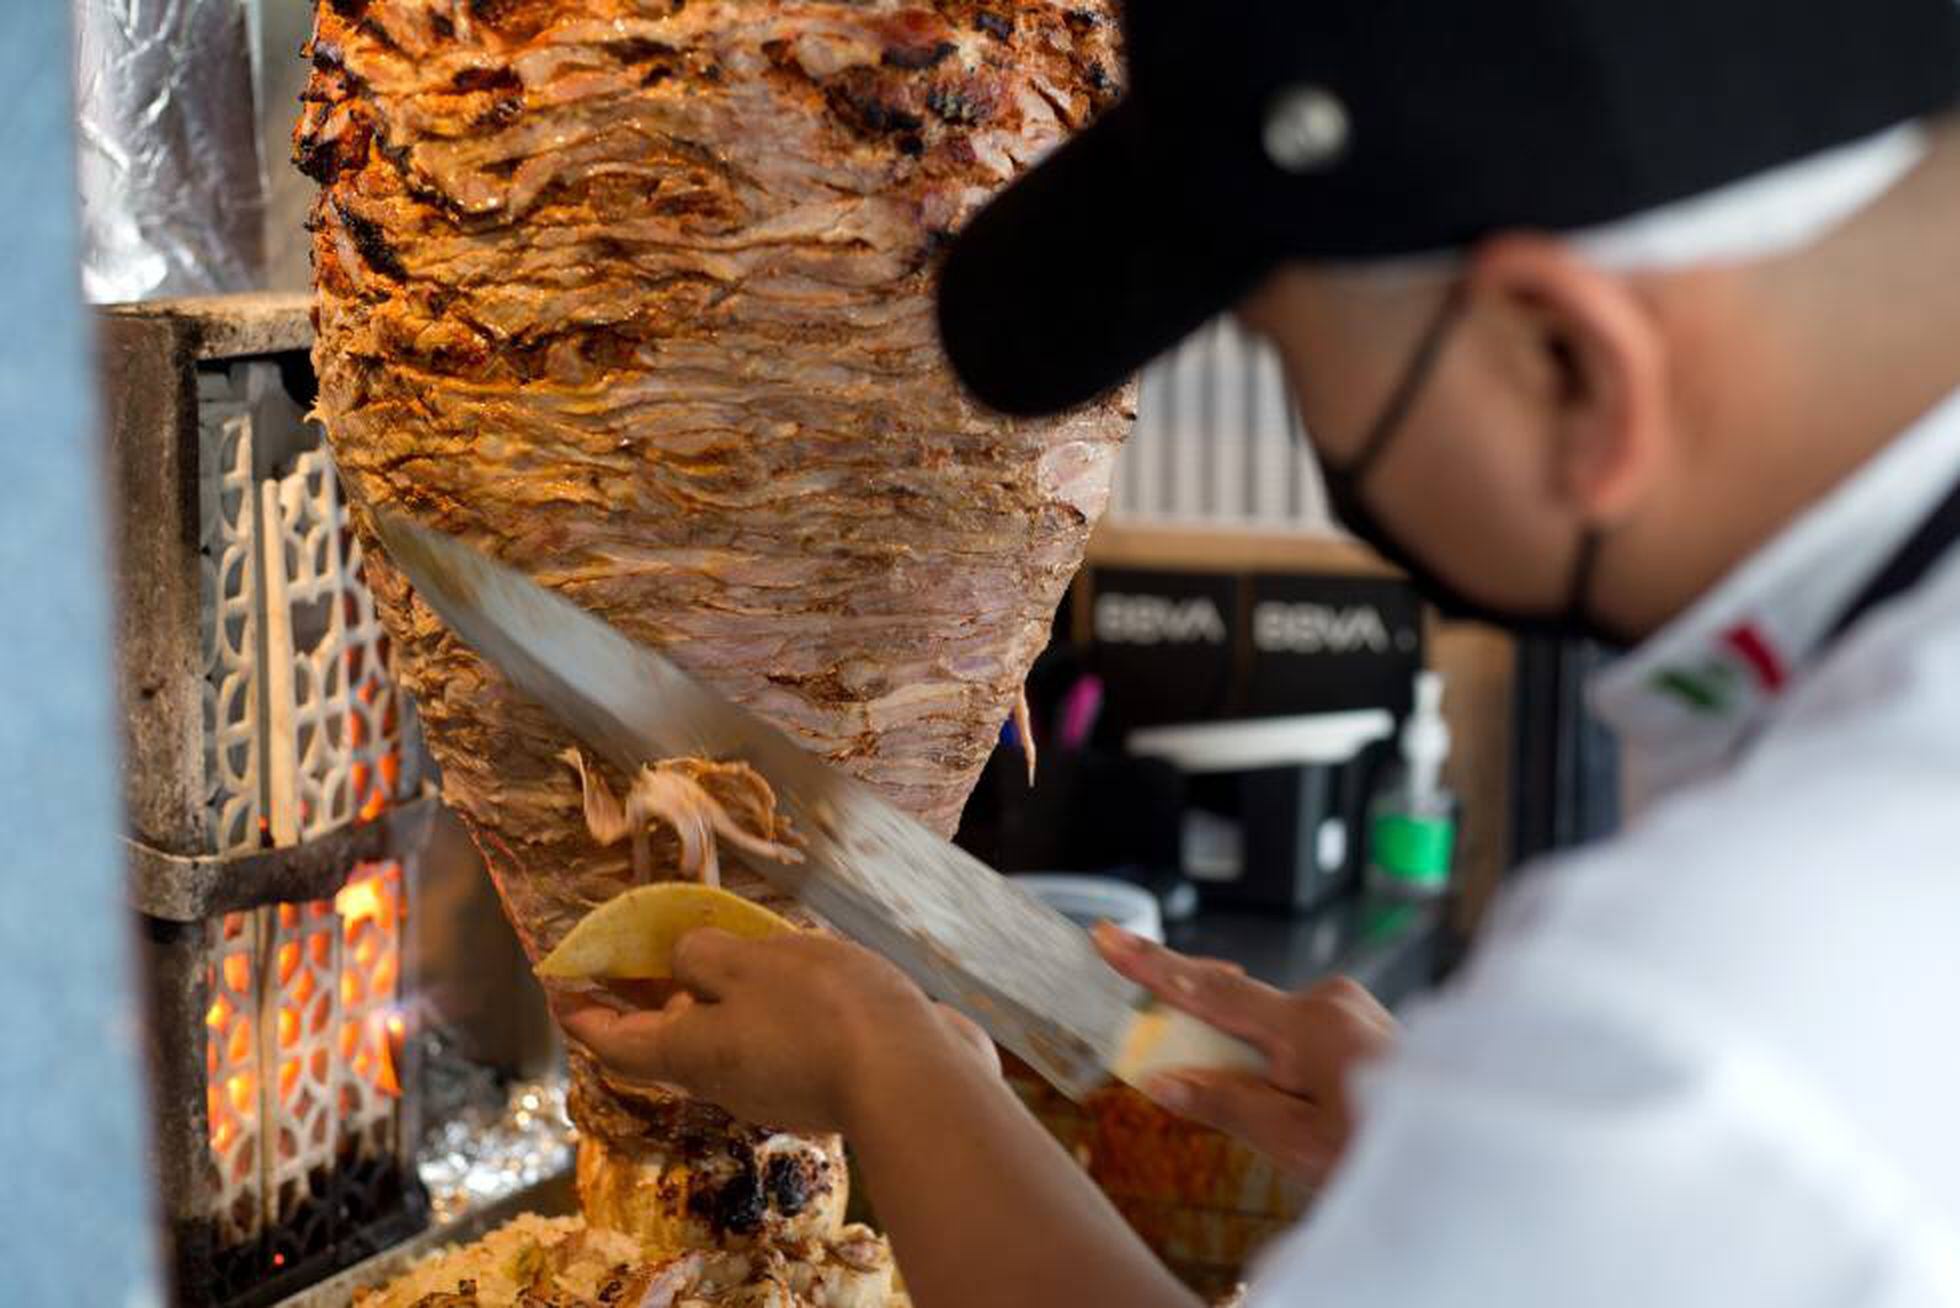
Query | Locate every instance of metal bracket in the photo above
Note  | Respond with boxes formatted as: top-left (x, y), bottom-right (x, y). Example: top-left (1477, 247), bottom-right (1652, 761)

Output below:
top-left (126, 790), bottom-right (442, 922)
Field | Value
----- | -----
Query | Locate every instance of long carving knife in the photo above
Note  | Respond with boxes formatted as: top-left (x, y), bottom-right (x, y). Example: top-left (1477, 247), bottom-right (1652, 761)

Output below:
top-left (373, 514), bottom-right (1261, 1099)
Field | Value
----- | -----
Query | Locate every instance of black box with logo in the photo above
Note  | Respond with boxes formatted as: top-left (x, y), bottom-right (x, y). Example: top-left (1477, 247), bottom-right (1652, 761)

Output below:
top-left (1090, 568), bottom-right (1423, 727)
top-left (1086, 566), bottom-right (1425, 913)
top-left (1245, 573), bottom-right (1424, 719)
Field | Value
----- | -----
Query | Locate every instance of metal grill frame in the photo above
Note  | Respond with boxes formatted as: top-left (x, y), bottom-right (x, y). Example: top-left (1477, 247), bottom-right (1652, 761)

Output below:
top-left (1114, 318), bottom-right (1334, 531)
top-left (104, 294), bottom-right (437, 1308)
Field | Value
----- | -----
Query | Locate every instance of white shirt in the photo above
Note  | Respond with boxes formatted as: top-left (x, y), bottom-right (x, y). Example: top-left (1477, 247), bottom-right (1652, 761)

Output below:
top-left (1251, 389), bottom-right (1960, 1306)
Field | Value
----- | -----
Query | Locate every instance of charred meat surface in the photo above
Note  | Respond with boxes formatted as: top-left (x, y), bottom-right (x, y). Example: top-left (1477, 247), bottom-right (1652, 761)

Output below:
top-left (301, 0), bottom-right (1128, 1252)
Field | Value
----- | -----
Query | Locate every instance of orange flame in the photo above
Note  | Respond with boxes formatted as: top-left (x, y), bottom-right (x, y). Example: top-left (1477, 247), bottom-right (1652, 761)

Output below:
top-left (333, 876), bottom-right (390, 932)
top-left (374, 1014), bottom-right (404, 1097)
top-left (207, 866), bottom-right (411, 1156)
top-left (373, 1044), bottom-right (402, 1097)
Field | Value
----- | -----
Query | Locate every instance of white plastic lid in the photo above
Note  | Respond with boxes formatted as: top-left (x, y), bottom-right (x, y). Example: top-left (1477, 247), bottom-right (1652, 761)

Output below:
top-left (1011, 874), bottom-right (1164, 943)
top-left (1127, 709), bottom-right (1394, 774)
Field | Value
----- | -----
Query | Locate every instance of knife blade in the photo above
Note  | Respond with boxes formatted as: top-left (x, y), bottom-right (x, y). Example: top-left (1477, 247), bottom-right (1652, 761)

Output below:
top-left (373, 514), bottom-right (1260, 1099)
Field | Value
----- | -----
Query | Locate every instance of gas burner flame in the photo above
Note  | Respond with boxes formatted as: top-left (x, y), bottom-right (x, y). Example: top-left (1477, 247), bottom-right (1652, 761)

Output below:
top-left (205, 863), bottom-right (411, 1163)
top-left (333, 873), bottom-right (393, 932)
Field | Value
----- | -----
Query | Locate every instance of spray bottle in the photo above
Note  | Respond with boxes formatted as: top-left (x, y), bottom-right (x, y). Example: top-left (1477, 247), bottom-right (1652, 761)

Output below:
top-left (1366, 671), bottom-right (1458, 899)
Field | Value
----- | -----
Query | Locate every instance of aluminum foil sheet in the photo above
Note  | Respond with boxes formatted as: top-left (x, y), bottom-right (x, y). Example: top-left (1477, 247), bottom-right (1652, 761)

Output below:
top-left (74, 0), bottom-right (267, 301)
top-left (418, 1070), bottom-right (576, 1228)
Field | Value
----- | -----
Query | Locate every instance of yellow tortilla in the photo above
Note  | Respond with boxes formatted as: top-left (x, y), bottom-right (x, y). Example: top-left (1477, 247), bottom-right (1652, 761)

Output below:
top-left (536, 883), bottom-right (796, 981)
top-left (1112, 1004), bottom-right (1267, 1088)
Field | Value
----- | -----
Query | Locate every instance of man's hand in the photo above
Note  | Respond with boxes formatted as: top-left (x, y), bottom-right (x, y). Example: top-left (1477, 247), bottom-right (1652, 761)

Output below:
top-left (1094, 923), bottom-right (1398, 1182)
top-left (551, 928), bottom-right (995, 1135)
top-left (558, 925), bottom-right (1203, 1308)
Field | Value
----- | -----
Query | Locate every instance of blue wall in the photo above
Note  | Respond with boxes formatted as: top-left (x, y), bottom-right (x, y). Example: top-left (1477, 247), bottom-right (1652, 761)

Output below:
top-left (0, 6), bottom-right (162, 1303)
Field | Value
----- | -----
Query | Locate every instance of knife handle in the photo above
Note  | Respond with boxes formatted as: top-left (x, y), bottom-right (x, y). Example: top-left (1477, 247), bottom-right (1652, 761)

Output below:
top-left (1112, 1004), bottom-right (1267, 1090)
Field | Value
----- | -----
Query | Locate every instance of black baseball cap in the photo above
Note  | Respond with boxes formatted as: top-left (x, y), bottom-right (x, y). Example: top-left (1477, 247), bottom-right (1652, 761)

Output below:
top-left (938, 0), bottom-right (1960, 418)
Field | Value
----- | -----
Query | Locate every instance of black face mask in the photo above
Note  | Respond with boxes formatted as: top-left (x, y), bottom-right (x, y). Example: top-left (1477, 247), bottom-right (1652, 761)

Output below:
top-left (1315, 283), bottom-right (1623, 646)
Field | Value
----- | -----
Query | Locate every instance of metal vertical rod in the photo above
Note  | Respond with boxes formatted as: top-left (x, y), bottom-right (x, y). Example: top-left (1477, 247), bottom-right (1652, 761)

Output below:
top-left (1198, 326), bottom-right (1219, 518)
top-left (1242, 327), bottom-right (1262, 520)
top-left (0, 4), bottom-right (164, 1303)
top-left (1286, 400), bottom-right (1307, 520)
top-left (1209, 325), bottom-right (1245, 521)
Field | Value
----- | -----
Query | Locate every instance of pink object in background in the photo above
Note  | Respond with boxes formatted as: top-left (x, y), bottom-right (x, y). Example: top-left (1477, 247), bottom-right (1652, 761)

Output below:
top-left (1059, 675), bottom-right (1106, 751)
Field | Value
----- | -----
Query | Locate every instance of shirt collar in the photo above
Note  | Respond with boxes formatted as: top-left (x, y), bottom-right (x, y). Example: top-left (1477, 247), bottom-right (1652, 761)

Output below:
top-left (1589, 386), bottom-right (1960, 805)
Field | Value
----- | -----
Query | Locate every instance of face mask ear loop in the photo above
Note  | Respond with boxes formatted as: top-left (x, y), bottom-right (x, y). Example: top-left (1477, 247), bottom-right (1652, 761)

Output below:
top-left (1325, 281), bottom-right (1473, 485)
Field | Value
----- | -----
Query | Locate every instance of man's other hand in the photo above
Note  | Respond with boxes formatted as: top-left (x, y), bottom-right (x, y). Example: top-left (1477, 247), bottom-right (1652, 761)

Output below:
top-left (1094, 923), bottom-right (1397, 1182)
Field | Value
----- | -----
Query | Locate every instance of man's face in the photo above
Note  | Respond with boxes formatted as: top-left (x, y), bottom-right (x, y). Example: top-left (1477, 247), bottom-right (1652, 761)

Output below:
top-left (1237, 265), bottom-right (1596, 623)
top-left (1238, 266), bottom-right (1591, 623)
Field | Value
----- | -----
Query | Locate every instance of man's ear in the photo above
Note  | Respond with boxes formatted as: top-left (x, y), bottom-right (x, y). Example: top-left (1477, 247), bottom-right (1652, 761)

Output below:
top-left (1465, 234), bottom-right (1669, 522)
